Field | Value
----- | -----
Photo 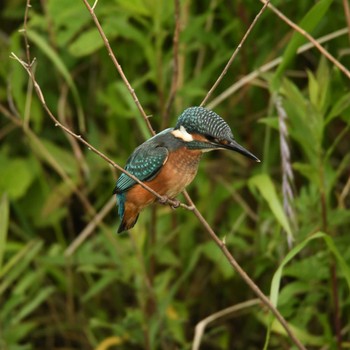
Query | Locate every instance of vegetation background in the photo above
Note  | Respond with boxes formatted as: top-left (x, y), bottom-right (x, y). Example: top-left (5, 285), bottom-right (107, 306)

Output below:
top-left (1, 0), bottom-right (350, 349)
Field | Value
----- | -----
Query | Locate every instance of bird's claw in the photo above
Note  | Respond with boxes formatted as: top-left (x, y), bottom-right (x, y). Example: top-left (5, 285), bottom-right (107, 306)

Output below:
top-left (170, 199), bottom-right (181, 209)
top-left (158, 196), bottom-right (168, 205)
top-left (158, 196), bottom-right (180, 209)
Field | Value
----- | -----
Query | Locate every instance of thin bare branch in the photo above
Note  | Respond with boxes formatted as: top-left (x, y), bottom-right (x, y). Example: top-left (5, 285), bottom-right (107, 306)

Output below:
top-left (262, 0), bottom-right (350, 80)
top-left (163, 0), bottom-right (181, 127)
top-left (81, 0), bottom-right (155, 136)
top-left (207, 28), bottom-right (349, 109)
top-left (194, 0), bottom-right (218, 76)
top-left (192, 299), bottom-right (260, 350)
top-left (342, 0), bottom-right (350, 43)
top-left (339, 174), bottom-right (350, 208)
top-left (22, 0), bottom-right (32, 64)
top-left (182, 191), bottom-right (307, 350)
top-left (65, 197), bottom-right (115, 256)
top-left (91, 0), bottom-right (99, 11)
top-left (10, 52), bottom-right (189, 212)
top-left (200, 0), bottom-right (270, 107)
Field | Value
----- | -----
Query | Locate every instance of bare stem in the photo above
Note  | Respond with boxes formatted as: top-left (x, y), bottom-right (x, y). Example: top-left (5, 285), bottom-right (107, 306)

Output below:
top-left (183, 191), bottom-right (306, 350)
top-left (163, 0), bottom-right (181, 127)
top-left (65, 197), bottom-right (115, 257)
top-left (342, 0), bottom-right (350, 43)
top-left (200, 0), bottom-right (270, 107)
top-left (81, 0), bottom-right (155, 136)
top-left (262, 0), bottom-right (350, 80)
top-left (207, 28), bottom-right (349, 109)
top-left (22, 0), bottom-right (32, 64)
top-left (10, 53), bottom-right (188, 212)
top-left (192, 299), bottom-right (260, 350)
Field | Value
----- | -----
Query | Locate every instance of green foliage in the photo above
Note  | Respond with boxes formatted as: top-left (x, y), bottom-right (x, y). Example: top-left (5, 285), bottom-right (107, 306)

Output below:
top-left (1, 0), bottom-right (350, 349)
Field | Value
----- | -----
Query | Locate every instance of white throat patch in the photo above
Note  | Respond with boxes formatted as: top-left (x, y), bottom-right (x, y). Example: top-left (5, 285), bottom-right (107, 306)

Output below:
top-left (171, 125), bottom-right (193, 142)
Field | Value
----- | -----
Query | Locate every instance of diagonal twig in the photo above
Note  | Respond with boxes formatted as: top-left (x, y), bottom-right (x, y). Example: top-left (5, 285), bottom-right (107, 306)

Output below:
top-left (163, 0), bottom-right (181, 127)
top-left (183, 192), bottom-right (307, 350)
top-left (207, 27), bottom-right (349, 109)
top-left (200, 0), bottom-right (270, 107)
top-left (192, 299), bottom-right (260, 350)
top-left (343, 0), bottom-right (350, 43)
top-left (81, 0), bottom-right (155, 136)
top-left (10, 53), bottom-right (192, 213)
top-left (261, 0), bottom-right (350, 80)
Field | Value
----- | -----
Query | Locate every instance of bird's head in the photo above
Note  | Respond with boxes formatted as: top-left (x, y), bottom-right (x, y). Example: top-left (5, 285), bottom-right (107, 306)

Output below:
top-left (172, 106), bottom-right (260, 162)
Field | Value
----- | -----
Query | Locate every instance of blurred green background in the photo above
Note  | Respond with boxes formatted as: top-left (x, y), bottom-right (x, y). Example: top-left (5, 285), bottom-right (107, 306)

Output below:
top-left (1, 0), bottom-right (350, 349)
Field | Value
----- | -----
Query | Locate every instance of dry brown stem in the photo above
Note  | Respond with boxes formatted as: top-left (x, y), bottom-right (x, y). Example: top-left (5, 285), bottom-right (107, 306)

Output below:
top-left (200, 0), bottom-right (270, 107)
top-left (262, 0), bottom-right (350, 80)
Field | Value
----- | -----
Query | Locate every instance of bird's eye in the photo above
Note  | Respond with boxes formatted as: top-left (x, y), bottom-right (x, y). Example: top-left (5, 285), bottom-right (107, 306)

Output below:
top-left (205, 135), bottom-right (220, 143)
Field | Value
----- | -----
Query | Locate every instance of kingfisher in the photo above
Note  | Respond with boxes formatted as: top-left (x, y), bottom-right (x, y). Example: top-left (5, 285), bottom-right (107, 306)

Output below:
top-left (113, 106), bottom-right (259, 233)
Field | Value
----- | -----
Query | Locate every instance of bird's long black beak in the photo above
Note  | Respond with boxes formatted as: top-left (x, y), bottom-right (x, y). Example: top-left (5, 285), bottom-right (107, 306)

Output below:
top-left (223, 139), bottom-right (260, 162)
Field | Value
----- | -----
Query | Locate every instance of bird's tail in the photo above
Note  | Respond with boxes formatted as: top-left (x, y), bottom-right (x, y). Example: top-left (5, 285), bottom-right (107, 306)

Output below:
top-left (117, 213), bottom-right (139, 234)
top-left (116, 193), bottom-right (140, 234)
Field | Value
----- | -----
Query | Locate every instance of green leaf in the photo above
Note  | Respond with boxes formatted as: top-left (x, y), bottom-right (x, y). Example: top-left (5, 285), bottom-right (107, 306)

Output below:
top-left (272, 0), bottom-right (333, 88)
top-left (82, 272), bottom-right (116, 302)
top-left (307, 70), bottom-right (319, 108)
top-left (0, 158), bottom-right (35, 199)
top-left (293, 162), bottom-right (319, 184)
top-left (259, 314), bottom-right (326, 346)
top-left (2, 321), bottom-right (37, 348)
top-left (249, 174), bottom-right (293, 240)
top-left (326, 92), bottom-right (350, 124)
top-left (0, 195), bottom-right (9, 270)
top-left (315, 56), bottom-right (330, 113)
top-left (201, 241), bottom-right (234, 279)
top-left (40, 139), bottom-right (78, 177)
top-left (0, 241), bottom-right (43, 293)
top-left (270, 232), bottom-right (350, 309)
top-left (115, 0), bottom-right (151, 17)
top-left (68, 29), bottom-right (106, 57)
top-left (26, 29), bottom-right (86, 132)
top-left (258, 116), bottom-right (279, 130)
top-left (46, 0), bottom-right (90, 47)
top-left (11, 286), bottom-right (55, 324)
top-left (41, 181), bottom-right (74, 216)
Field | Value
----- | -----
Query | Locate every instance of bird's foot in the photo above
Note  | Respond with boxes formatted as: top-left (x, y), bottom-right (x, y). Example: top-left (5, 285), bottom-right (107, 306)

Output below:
top-left (158, 196), bottom-right (180, 209)
top-left (170, 199), bottom-right (181, 209)
top-left (158, 196), bottom-right (169, 205)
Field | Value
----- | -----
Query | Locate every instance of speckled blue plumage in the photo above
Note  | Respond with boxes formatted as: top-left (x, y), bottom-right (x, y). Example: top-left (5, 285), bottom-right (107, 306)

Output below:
top-left (116, 192), bottom-right (126, 219)
top-left (175, 106), bottom-right (234, 141)
top-left (113, 106), bottom-right (247, 233)
top-left (113, 129), bottom-right (174, 232)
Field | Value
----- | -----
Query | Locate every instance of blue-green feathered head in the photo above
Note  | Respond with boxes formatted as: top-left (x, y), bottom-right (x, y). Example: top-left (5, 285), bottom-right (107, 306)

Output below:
top-left (174, 106), bottom-right (259, 161)
top-left (175, 106), bottom-right (234, 142)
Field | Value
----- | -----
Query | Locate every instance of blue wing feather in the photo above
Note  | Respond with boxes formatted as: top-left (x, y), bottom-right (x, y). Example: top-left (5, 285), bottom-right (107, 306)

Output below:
top-left (113, 129), bottom-right (172, 229)
top-left (114, 143), bottom-right (169, 194)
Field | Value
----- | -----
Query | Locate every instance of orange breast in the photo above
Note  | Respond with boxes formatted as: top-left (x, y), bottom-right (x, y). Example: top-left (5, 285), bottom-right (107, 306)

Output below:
top-left (160, 148), bottom-right (202, 197)
top-left (125, 148), bottom-right (202, 209)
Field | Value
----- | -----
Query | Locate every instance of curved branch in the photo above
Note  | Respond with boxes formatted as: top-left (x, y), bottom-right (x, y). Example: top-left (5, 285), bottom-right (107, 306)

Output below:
top-left (200, 0), bottom-right (270, 107)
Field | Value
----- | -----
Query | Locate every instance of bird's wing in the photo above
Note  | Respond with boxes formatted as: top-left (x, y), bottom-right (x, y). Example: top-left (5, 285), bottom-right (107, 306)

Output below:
top-left (114, 144), bottom-right (169, 194)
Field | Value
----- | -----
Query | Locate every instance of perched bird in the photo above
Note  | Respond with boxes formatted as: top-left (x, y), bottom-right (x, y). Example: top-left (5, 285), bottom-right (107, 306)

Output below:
top-left (113, 106), bottom-right (259, 233)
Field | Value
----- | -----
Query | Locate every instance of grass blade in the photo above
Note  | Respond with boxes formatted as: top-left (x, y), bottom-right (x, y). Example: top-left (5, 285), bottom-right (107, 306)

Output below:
top-left (0, 195), bottom-right (9, 271)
